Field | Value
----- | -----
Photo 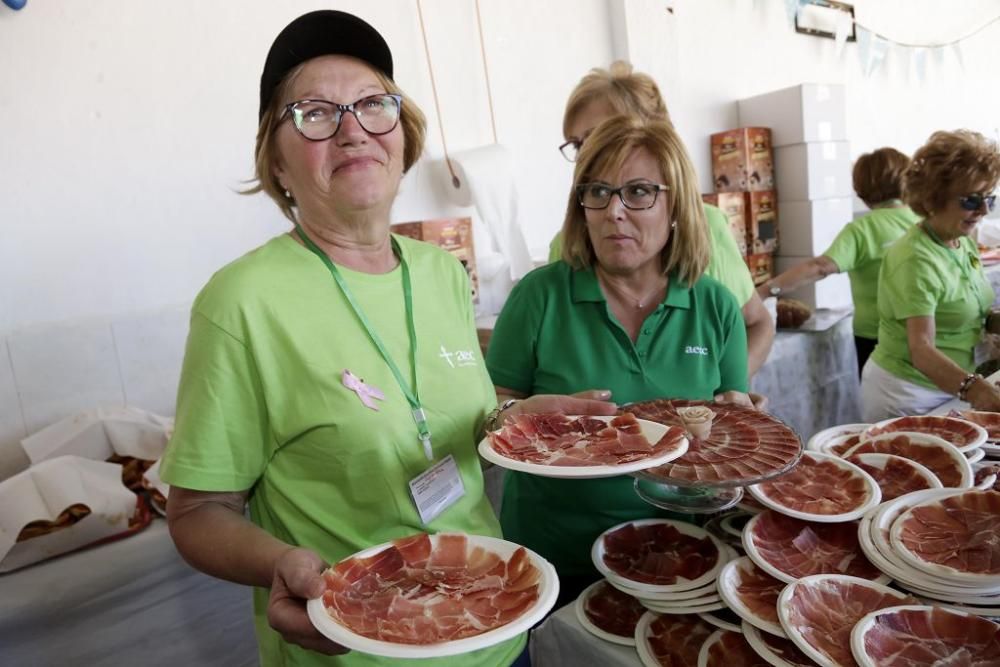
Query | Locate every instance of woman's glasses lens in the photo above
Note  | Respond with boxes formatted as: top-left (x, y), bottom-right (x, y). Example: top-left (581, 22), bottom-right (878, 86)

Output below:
top-left (577, 183), bottom-right (665, 209)
top-left (959, 193), bottom-right (997, 212)
top-left (288, 94), bottom-right (401, 141)
top-left (559, 140), bottom-right (580, 162)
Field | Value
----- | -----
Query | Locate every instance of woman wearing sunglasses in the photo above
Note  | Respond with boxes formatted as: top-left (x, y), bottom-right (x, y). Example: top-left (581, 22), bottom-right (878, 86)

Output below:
top-left (486, 116), bottom-right (749, 607)
top-left (861, 130), bottom-right (1000, 420)
top-left (758, 148), bottom-right (920, 375)
top-left (158, 11), bottom-right (602, 665)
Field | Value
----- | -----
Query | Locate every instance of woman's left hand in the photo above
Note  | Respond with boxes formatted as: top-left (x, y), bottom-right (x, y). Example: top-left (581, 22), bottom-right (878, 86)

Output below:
top-left (713, 391), bottom-right (755, 409)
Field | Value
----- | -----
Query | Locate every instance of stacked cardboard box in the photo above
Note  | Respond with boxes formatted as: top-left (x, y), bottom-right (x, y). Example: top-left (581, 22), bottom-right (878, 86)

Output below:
top-left (392, 218), bottom-right (479, 302)
top-left (706, 127), bottom-right (777, 286)
top-left (738, 84), bottom-right (852, 309)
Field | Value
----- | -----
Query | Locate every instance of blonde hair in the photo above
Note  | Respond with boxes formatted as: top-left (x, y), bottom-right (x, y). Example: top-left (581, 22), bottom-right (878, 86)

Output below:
top-left (244, 62), bottom-right (427, 223)
top-left (562, 116), bottom-right (709, 286)
top-left (904, 130), bottom-right (1000, 217)
top-left (852, 147), bottom-right (910, 207)
top-left (562, 60), bottom-right (670, 137)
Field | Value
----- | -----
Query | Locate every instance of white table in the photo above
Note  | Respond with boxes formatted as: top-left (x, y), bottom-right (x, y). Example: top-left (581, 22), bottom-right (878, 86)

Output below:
top-left (0, 519), bottom-right (258, 666)
top-left (530, 602), bottom-right (641, 667)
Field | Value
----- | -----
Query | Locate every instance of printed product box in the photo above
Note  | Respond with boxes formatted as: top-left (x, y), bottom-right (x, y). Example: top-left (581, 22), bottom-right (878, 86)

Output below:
top-left (778, 197), bottom-right (852, 257)
top-left (746, 190), bottom-right (779, 254)
top-left (773, 141), bottom-right (852, 201)
top-left (745, 253), bottom-right (774, 286)
top-left (737, 83), bottom-right (847, 147)
top-left (392, 218), bottom-right (478, 301)
top-left (702, 192), bottom-right (748, 256)
top-left (710, 127), bottom-right (774, 193)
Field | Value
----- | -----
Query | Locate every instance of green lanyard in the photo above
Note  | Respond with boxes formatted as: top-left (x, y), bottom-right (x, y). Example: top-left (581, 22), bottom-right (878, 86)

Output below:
top-left (921, 223), bottom-right (990, 318)
top-left (294, 224), bottom-right (433, 461)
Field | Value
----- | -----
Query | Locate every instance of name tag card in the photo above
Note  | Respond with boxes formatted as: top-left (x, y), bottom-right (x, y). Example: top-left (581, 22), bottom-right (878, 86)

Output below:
top-left (408, 454), bottom-right (466, 525)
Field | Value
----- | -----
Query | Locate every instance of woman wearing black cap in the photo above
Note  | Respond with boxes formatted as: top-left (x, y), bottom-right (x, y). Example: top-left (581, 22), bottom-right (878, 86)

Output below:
top-left (158, 10), bottom-right (607, 666)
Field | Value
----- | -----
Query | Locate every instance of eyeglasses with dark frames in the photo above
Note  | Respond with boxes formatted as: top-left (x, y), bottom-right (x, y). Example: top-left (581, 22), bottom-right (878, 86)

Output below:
top-left (559, 139), bottom-right (582, 162)
top-left (958, 192), bottom-right (997, 212)
top-left (281, 93), bottom-right (403, 141)
top-left (577, 182), bottom-right (669, 210)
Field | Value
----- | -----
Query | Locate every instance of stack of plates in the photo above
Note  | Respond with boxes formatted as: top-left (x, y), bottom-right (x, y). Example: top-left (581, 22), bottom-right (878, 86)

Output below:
top-left (592, 519), bottom-right (735, 614)
top-left (949, 410), bottom-right (1000, 460)
top-left (858, 487), bottom-right (1000, 617)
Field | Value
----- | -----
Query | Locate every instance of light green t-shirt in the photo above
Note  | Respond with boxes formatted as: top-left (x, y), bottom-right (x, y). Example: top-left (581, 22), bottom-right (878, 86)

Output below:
top-left (160, 234), bottom-right (523, 667)
top-left (822, 206), bottom-right (920, 339)
top-left (486, 261), bottom-right (747, 576)
top-left (547, 203), bottom-right (755, 307)
top-left (871, 224), bottom-right (994, 388)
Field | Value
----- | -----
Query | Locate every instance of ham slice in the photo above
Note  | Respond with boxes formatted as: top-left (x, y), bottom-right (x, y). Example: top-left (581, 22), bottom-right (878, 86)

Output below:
top-left (752, 452), bottom-right (875, 517)
top-left (726, 557), bottom-right (785, 632)
top-left (581, 580), bottom-right (646, 639)
top-left (320, 533), bottom-right (540, 644)
top-left (846, 453), bottom-right (938, 502)
top-left (488, 413), bottom-right (685, 467)
top-left (642, 613), bottom-right (714, 667)
top-left (601, 521), bottom-right (719, 586)
top-left (865, 415), bottom-right (985, 451)
top-left (894, 490), bottom-right (1000, 576)
top-left (856, 605), bottom-right (1000, 667)
top-left (702, 630), bottom-right (770, 667)
top-left (623, 399), bottom-right (801, 484)
top-left (845, 433), bottom-right (969, 488)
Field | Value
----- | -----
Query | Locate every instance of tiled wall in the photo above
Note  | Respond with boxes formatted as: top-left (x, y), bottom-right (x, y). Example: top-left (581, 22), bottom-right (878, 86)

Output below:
top-left (0, 304), bottom-right (190, 480)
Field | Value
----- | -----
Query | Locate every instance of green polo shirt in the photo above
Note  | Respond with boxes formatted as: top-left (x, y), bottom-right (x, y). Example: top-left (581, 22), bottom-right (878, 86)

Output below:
top-left (822, 206), bottom-right (920, 339)
top-left (486, 261), bottom-right (747, 576)
top-left (161, 234), bottom-right (523, 667)
top-left (871, 224), bottom-right (993, 388)
top-left (547, 204), bottom-right (755, 306)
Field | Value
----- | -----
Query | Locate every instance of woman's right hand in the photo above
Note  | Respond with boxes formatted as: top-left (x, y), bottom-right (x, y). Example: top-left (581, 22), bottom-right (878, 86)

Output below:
top-left (966, 376), bottom-right (1000, 412)
top-left (267, 547), bottom-right (350, 656)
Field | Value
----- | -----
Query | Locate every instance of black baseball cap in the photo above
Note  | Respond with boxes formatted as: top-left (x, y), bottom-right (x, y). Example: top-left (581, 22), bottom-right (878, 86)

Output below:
top-left (258, 10), bottom-right (394, 122)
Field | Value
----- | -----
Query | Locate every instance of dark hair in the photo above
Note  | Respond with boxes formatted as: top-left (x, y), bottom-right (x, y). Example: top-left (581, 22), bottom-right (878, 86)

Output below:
top-left (852, 147), bottom-right (909, 207)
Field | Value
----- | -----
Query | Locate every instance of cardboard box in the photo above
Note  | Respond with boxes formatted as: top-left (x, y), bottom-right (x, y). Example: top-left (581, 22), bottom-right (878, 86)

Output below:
top-left (778, 197), bottom-right (853, 256)
top-left (710, 127), bottom-right (774, 193)
top-left (745, 253), bottom-right (774, 286)
top-left (747, 190), bottom-right (779, 254)
top-left (392, 218), bottom-right (478, 301)
top-left (775, 254), bottom-right (853, 309)
top-left (702, 192), bottom-right (748, 255)
top-left (737, 83), bottom-right (847, 147)
top-left (774, 141), bottom-right (852, 201)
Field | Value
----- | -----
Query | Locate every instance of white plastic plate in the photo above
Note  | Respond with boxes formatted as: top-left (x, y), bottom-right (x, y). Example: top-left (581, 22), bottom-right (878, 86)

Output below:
top-left (573, 580), bottom-right (637, 646)
top-left (716, 556), bottom-right (787, 637)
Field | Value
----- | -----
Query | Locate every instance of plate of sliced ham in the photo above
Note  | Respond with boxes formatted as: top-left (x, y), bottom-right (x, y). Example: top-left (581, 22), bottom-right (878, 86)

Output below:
top-left (777, 574), bottom-right (918, 667)
top-left (844, 432), bottom-right (973, 489)
top-left (850, 605), bottom-right (1000, 667)
top-left (845, 453), bottom-right (941, 502)
top-left (806, 423), bottom-right (869, 454)
top-left (747, 451), bottom-right (881, 522)
top-left (592, 519), bottom-right (726, 593)
top-left (574, 579), bottom-right (645, 646)
top-left (635, 611), bottom-right (715, 667)
top-left (698, 629), bottom-right (769, 667)
top-left (480, 413), bottom-right (687, 478)
top-left (863, 416), bottom-right (987, 453)
top-left (716, 556), bottom-right (787, 637)
top-left (741, 622), bottom-right (817, 667)
top-left (307, 532), bottom-right (556, 658)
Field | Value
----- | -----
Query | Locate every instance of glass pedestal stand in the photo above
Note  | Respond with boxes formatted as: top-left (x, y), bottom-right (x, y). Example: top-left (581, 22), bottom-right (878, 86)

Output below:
top-left (632, 475), bottom-right (744, 514)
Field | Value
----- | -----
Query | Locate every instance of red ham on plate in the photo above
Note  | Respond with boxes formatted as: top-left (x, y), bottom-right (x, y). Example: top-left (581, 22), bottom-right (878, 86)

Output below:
top-left (635, 611), bottom-right (715, 667)
top-left (777, 575), bottom-right (918, 667)
top-left (574, 579), bottom-right (646, 645)
top-left (844, 432), bottom-right (973, 489)
top-left (748, 451), bottom-right (881, 522)
top-left (890, 489), bottom-right (1000, 583)
top-left (593, 519), bottom-right (723, 591)
top-left (863, 416), bottom-right (987, 453)
top-left (699, 629), bottom-right (771, 667)
top-left (717, 556), bottom-right (787, 637)
top-left (623, 399), bottom-right (802, 486)
top-left (744, 510), bottom-right (886, 584)
top-left (742, 622), bottom-right (817, 667)
top-left (851, 605), bottom-right (1000, 667)
top-left (806, 423), bottom-right (869, 456)
top-left (480, 413), bottom-right (687, 478)
top-left (951, 409), bottom-right (1000, 441)
top-left (846, 453), bottom-right (940, 502)
top-left (307, 533), bottom-right (557, 658)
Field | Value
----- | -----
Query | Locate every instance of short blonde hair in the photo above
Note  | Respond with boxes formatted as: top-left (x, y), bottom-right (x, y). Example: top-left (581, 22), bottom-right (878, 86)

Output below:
top-left (904, 130), bottom-right (1000, 217)
top-left (245, 62), bottom-right (427, 223)
top-left (562, 116), bottom-right (709, 286)
top-left (852, 147), bottom-right (910, 207)
top-left (563, 60), bottom-right (670, 137)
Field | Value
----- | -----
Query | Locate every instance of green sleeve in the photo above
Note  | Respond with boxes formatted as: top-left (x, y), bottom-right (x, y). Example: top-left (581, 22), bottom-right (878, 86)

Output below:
top-left (822, 224), bottom-right (859, 272)
top-left (716, 292), bottom-right (749, 394)
top-left (485, 278), bottom-right (544, 394)
top-left (704, 206), bottom-right (754, 306)
top-left (880, 256), bottom-right (942, 320)
top-left (159, 311), bottom-right (272, 491)
top-left (548, 232), bottom-right (563, 264)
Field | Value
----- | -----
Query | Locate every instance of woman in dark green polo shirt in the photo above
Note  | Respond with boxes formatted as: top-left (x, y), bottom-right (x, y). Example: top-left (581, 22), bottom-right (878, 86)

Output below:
top-left (486, 116), bottom-right (750, 607)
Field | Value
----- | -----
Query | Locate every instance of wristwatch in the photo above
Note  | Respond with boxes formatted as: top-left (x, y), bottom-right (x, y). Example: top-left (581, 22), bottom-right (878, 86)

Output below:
top-left (767, 283), bottom-right (782, 297)
top-left (484, 399), bottom-right (518, 432)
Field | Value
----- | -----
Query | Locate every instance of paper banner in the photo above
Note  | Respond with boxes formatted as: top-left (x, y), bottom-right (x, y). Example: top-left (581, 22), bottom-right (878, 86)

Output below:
top-left (785, 0), bottom-right (802, 27)
top-left (911, 47), bottom-right (928, 83)
top-left (833, 11), bottom-right (853, 59)
top-left (931, 46), bottom-right (947, 70)
top-left (952, 42), bottom-right (965, 70)
top-left (866, 32), bottom-right (890, 77)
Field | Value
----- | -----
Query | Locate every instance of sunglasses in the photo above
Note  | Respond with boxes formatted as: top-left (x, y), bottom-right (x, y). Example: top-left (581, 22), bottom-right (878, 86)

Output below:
top-left (958, 193), bottom-right (997, 212)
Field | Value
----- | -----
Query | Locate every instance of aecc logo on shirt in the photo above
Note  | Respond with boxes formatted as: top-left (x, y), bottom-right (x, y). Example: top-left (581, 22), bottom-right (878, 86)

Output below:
top-left (439, 344), bottom-right (477, 368)
top-left (684, 345), bottom-right (709, 356)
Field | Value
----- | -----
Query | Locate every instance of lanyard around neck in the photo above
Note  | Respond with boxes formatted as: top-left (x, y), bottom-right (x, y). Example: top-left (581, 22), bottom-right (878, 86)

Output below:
top-left (920, 222), bottom-right (989, 317)
top-left (293, 224), bottom-right (433, 460)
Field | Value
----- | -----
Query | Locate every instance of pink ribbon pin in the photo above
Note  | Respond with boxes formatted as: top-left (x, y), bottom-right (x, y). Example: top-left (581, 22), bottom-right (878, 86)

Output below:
top-left (342, 370), bottom-right (385, 411)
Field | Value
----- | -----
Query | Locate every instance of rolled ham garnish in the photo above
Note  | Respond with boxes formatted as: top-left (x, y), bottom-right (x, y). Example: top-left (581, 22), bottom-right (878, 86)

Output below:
top-left (676, 406), bottom-right (715, 440)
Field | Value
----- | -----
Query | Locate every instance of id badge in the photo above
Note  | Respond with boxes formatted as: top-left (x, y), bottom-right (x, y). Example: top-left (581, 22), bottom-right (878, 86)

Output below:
top-left (408, 454), bottom-right (466, 525)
